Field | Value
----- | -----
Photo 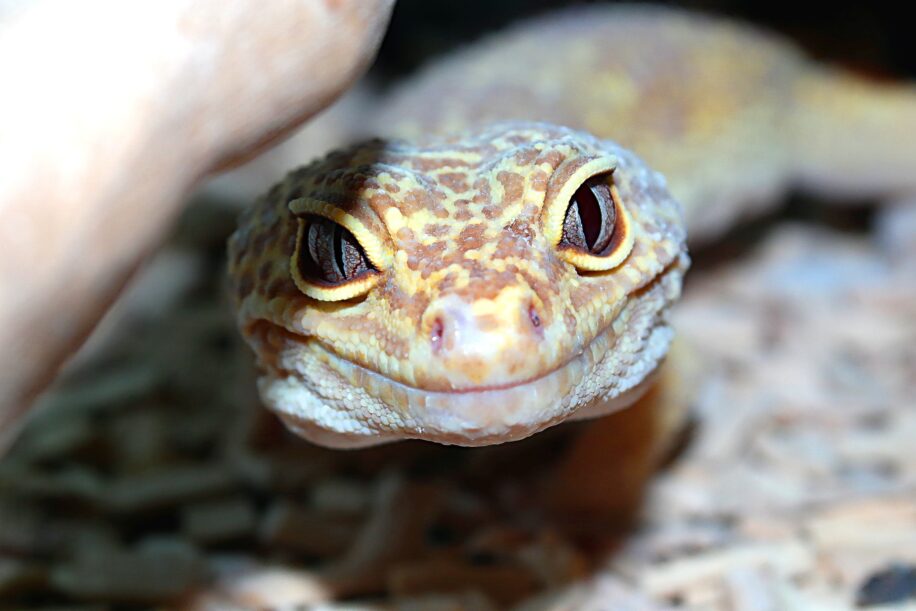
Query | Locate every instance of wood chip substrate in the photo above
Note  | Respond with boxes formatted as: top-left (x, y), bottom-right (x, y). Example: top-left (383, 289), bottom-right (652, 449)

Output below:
top-left (1, 196), bottom-right (913, 610)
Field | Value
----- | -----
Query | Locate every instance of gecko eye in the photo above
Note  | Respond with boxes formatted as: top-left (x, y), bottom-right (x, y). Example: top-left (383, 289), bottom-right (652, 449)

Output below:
top-left (289, 212), bottom-right (384, 301)
top-left (297, 216), bottom-right (376, 285)
top-left (560, 173), bottom-right (618, 255)
top-left (547, 167), bottom-right (634, 272)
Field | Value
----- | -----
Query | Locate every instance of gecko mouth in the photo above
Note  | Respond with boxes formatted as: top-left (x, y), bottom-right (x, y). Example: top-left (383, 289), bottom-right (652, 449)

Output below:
top-left (249, 260), bottom-right (683, 448)
top-left (314, 335), bottom-right (573, 396)
top-left (253, 319), bottom-right (620, 446)
top-left (311, 315), bottom-right (668, 447)
top-left (319, 324), bottom-right (609, 435)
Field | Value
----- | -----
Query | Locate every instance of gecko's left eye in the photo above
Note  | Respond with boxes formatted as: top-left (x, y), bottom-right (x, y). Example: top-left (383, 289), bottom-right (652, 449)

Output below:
top-left (546, 168), bottom-right (635, 272)
top-left (561, 174), bottom-right (618, 255)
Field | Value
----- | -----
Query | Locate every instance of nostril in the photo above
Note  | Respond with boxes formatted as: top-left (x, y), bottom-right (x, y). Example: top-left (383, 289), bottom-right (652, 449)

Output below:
top-left (430, 317), bottom-right (445, 352)
top-left (528, 303), bottom-right (542, 329)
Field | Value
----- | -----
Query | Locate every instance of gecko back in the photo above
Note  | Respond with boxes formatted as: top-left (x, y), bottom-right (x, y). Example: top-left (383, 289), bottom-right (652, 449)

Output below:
top-left (372, 5), bottom-right (916, 244)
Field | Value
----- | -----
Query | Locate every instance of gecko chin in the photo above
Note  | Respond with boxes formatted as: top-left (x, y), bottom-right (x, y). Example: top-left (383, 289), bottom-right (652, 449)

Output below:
top-left (253, 263), bottom-right (682, 449)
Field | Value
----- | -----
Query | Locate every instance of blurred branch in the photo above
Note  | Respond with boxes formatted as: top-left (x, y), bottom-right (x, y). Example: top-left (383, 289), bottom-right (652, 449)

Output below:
top-left (0, 0), bottom-right (395, 450)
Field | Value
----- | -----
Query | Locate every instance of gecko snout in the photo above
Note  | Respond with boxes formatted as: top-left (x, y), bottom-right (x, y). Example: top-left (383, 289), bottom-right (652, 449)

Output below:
top-left (422, 287), bottom-right (547, 388)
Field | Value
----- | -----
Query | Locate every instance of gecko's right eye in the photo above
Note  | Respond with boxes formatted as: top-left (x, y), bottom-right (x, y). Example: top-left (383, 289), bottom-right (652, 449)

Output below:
top-left (298, 216), bottom-right (376, 285)
top-left (290, 214), bottom-right (382, 301)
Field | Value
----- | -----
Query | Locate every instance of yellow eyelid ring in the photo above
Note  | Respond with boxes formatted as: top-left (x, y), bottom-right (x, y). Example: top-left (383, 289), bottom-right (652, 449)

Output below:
top-left (543, 158), bottom-right (636, 272)
top-left (559, 185), bottom-right (635, 271)
top-left (288, 198), bottom-right (393, 270)
top-left (543, 156), bottom-right (618, 242)
top-left (288, 197), bottom-right (392, 302)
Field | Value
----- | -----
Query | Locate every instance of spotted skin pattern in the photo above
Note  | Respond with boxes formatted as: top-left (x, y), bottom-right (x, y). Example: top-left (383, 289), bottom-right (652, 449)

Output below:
top-left (229, 6), bottom-right (914, 448)
top-left (229, 124), bottom-right (687, 447)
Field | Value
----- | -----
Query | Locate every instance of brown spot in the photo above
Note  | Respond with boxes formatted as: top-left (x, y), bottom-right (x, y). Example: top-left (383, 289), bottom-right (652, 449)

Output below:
top-left (438, 172), bottom-right (470, 193)
top-left (535, 149), bottom-right (564, 170)
top-left (396, 227), bottom-right (417, 242)
top-left (456, 222), bottom-right (488, 251)
top-left (369, 192), bottom-right (396, 214)
top-left (514, 148), bottom-right (539, 165)
top-left (414, 242), bottom-right (448, 277)
top-left (436, 271), bottom-right (461, 293)
top-left (504, 219), bottom-right (534, 243)
top-left (493, 230), bottom-right (533, 260)
top-left (401, 188), bottom-right (439, 216)
top-left (472, 178), bottom-right (491, 205)
top-left (497, 171), bottom-right (525, 205)
top-left (399, 287), bottom-right (431, 325)
top-left (504, 134), bottom-right (529, 146)
top-left (423, 223), bottom-right (451, 238)
top-left (482, 205), bottom-right (502, 220)
top-left (530, 170), bottom-right (548, 192)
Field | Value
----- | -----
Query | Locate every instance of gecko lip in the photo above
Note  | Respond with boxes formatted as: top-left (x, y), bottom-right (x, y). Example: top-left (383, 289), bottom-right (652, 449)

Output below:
top-left (307, 318), bottom-right (621, 445)
top-left (315, 340), bottom-right (567, 396)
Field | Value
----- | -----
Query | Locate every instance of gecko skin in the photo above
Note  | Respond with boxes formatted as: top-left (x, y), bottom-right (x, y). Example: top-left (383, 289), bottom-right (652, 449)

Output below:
top-left (228, 6), bottom-right (914, 448)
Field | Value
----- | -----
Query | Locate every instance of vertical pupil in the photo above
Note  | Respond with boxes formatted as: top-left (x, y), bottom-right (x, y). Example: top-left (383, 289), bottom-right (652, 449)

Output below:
top-left (574, 183), bottom-right (602, 250)
top-left (332, 224), bottom-right (346, 279)
top-left (297, 215), bottom-right (374, 285)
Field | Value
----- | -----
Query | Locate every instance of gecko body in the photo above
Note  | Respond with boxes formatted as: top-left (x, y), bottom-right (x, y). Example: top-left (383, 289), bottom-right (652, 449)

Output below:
top-left (229, 6), bottom-right (915, 448)
top-left (375, 6), bottom-right (916, 243)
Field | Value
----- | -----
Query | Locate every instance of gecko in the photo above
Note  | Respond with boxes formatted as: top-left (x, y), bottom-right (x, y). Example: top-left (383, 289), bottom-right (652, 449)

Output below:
top-left (227, 6), bottom-right (914, 463)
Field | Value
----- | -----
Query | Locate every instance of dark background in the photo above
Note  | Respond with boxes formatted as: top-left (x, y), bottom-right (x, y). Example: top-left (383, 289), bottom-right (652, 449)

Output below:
top-left (374, 0), bottom-right (914, 81)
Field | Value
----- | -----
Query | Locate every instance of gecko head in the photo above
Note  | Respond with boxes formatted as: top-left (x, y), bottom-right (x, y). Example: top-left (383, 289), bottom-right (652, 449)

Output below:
top-left (228, 122), bottom-right (688, 448)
